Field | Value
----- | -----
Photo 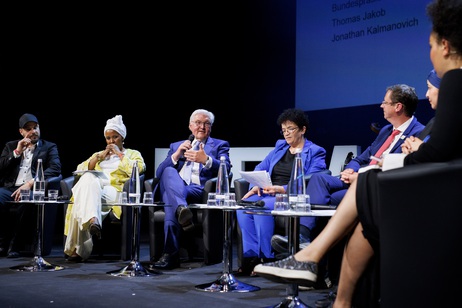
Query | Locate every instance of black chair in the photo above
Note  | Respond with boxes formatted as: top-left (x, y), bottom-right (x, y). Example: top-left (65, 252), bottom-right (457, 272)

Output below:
top-left (376, 160), bottom-right (462, 308)
top-left (60, 173), bottom-right (145, 261)
top-left (14, 175), bottom-right (63, 256)
top-left (145, 172), bottom-right (233, 265)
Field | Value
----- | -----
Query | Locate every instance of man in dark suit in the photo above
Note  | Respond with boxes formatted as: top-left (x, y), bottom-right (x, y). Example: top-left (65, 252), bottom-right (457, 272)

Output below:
top-left (153, 109), bottom-right (231, 269)
top-left (0, 113), bottom-right (62, 258)
top-left (272, 84), bottom-right (425, 254)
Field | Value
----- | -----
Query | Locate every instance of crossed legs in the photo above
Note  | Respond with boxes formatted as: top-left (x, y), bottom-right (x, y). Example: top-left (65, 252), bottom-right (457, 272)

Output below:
top-left (334, 222), bottom-right (374, 308)
top-left (256, 180), bottom-right (376, 308)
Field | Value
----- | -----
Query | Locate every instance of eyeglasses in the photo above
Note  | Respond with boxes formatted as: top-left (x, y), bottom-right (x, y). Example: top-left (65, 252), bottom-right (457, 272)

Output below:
top-left (381, 101), bottom-right (396, 106)
top-left (280, 127), bottom-right (298, 135)
top-left (191, 121), bottom-right (212, 128)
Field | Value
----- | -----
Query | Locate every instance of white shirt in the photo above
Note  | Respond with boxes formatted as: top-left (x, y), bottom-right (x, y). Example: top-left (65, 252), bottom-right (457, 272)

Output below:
top-left (15, 146), bottom-right (35, 186)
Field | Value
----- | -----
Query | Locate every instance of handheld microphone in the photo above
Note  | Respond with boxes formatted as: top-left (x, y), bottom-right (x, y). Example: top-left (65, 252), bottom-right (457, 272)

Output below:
top-left (188, 134), bottom-right (194, 143)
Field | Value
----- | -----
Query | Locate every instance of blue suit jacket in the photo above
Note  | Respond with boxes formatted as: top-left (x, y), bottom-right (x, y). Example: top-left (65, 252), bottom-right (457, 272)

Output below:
top-left (156, 136), bottom-right (231, 187)
top-left (252, 138), bottom-right (327, 191)
top-left (346, 117), bottom-right (425, 171)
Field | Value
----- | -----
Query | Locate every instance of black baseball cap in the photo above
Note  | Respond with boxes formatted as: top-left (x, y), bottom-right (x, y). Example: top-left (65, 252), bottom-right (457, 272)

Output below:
top-left (19, 113), bottom-right (39, 128)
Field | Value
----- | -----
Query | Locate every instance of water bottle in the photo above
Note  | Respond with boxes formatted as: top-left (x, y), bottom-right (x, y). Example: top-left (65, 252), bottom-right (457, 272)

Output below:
top-left (216, 156), bottom-right (230, 205)
top-left (33, 158), bottom-right (46, 202)
top-left (128, 161), bottom-right (140, 203)
top-left (288, 151), bottom-right (310, 211)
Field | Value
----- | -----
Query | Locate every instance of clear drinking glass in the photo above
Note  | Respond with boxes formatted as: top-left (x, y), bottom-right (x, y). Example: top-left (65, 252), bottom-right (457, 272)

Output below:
top-left (119, 191), bottom-right (128, 204)
top-left (224, 192), bottom-right (236, 206)
top-left (295, 194), bottom-right (311, 212)
top-left (274, 193), bottom-right (289, 211)
top-left (143, 192), bottom-right (154, 204)
top-left (48, 189), bottom-right (59, 201)
top-left (20, 189), bottom-right (31, 202)
top-left (207, 193), bottom-right (217, 206)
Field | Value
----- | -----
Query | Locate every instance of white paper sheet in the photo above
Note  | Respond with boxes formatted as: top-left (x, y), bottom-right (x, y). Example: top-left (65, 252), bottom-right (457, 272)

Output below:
top-left (239, 170), bottom-right (272, 188)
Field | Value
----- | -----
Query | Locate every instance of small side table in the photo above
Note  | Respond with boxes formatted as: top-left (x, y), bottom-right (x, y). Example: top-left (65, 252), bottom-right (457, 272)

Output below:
top-left (191, 204), bottom-right (260, 293)
top-left (246, 208), bottom-right (336, 307)
top-left (107, 202), bottom-right (166, 277)
top-left (7, 200), bottom-right (68, 272)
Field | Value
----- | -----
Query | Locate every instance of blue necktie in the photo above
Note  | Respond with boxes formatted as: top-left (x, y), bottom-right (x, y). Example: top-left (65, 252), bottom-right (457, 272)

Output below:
top-left (182, 141), bottom-right (200, 185)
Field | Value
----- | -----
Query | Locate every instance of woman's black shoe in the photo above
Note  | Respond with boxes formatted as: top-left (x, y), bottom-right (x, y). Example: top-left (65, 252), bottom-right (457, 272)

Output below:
top-left (234, 257), bottom-right (261, 276)
top-left (89, 223), bottom-right (102, 240)
top-left (66, 255), bottom-right (83, 263)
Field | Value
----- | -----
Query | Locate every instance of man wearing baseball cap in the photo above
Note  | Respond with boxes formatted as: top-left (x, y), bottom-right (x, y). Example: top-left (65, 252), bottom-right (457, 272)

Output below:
top-left (0, 113), bottom-right (61, 258)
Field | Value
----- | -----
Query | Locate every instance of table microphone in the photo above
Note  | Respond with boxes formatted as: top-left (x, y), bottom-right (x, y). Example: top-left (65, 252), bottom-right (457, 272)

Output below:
top-left (238, 200), bottom-right (266, 208)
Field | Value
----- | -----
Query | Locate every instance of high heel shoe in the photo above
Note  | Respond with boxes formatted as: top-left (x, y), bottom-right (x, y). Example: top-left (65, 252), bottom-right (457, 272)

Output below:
top-left (66, 254), bottom-right (83, 263)
top-left (89, 223), bottom-right (102, 240)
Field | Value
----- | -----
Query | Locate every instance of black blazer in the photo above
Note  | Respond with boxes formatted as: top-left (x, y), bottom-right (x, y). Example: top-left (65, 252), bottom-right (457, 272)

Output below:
top-left (0, 139), bottom-right (62, 188)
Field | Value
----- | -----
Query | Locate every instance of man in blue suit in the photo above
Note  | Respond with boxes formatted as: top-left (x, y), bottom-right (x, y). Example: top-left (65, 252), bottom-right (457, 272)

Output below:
top-left (272, 84), bottom-right (425, 254)
top-left (153, 109), bottom-right (231, 269)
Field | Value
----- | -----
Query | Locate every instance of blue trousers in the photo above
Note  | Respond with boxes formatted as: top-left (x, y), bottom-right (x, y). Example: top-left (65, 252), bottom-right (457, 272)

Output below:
top-left (236, 193), bottom-right (317, 259)
top-left (306, 173), bottom-right (349, 207)
top-left (158, 167), bottom-right (203, 255)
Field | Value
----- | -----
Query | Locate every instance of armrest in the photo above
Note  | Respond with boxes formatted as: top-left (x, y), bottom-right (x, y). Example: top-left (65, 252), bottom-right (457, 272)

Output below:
top-left (123, 173), bottom-right (145, 194)
top-left (46, 175), bottom-right (63, 191)
top-left (234, 178), bottom-right (250, 201)
top-left (202, 172), bottom-right (233, 203)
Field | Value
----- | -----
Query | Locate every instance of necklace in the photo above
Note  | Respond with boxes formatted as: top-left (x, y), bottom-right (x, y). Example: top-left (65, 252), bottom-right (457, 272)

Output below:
top-left (289, 147), bottom-right (302, 154)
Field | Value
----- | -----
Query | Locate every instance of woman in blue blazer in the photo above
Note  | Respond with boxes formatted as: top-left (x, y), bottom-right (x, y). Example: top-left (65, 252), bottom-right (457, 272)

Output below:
top-left (236, 108), bottom-right (327, 275)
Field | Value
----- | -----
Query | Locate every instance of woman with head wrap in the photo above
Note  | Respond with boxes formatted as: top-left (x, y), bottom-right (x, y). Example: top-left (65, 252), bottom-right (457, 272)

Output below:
top-left (64, 115), bottom-right (146, 262)
top-left (402, 69), bottom-right (441, 154)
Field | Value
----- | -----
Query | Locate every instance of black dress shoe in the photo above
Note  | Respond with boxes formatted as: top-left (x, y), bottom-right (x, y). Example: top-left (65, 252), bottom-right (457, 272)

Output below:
top-left (152, 253), bottom-right (180, 270)
top-left (233, 256), bottom-right (261, 277)
top-left (176, 205), bottom-right (194, 231)
top-left (66, 254), bottom-right (84, 263)
top-left (89, 223), bottom-right (102, 240)
top-left (0, 247), bottom-right (7, 257)
top-left (7, 251), bottom-right (20, 258)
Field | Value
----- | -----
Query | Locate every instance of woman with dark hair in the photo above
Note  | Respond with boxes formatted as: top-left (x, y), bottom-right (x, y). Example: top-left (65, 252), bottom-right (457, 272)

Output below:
top-left (236, 108), bottom-right (327, 275)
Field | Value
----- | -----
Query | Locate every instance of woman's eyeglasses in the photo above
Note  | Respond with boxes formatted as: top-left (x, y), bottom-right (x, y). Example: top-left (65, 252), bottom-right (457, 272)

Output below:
top-left (280, 127), bottom-right (298, 135)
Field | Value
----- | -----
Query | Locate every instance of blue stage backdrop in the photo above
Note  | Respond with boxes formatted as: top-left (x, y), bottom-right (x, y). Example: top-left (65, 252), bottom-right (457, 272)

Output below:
top-left (296, 0), bottom-right (433, 111)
